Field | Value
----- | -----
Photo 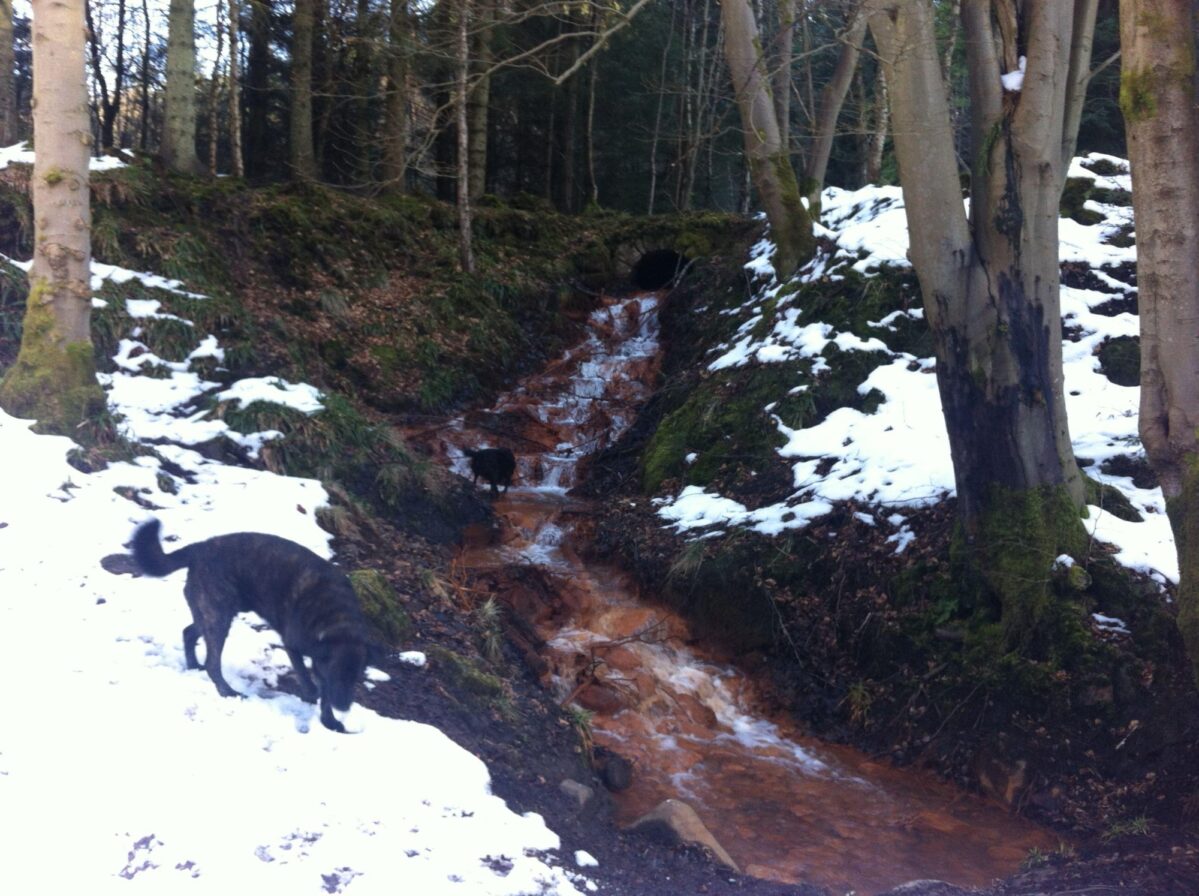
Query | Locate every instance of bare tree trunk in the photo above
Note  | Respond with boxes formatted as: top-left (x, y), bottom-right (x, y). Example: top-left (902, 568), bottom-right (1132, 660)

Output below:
top-left (0, 0), bottom-right (104, 433)
top-left (289, 0), bottom-right (317, 180)
top-left (382, 0), bottom-right (410, 190)
top-left (1119, 0), bottom-right (1199, 683)
top-left (162, 0), bottom-right (202, 173)
top-left (228, 0), bottom-right (244, 177)
top-left (208, 0), bottom-right (225, 173)
top-left (864, 64), bottom-right (889, 184)
top-left (0, 1), bottom-right (13, 145)
top-left (646, 0), bottom-right (677, 214)
top-left (804, 8), bottom-right (867, 208)
top-left (140, 0), bottom-right (151, 151)
top-left (773, 0), bottom-right (795, 156)
top-left (585, 44), bottom-right (598, 209)
top-left (456, 0), bottom-right (474, 273)
top-left (721, 0), bottom-right (813, 276)
top-left (467, 3), bottom-right (492, 201)
top-left (865, 0), bottom-right (1093, 644)
top-left (244, 0), bottom-right (271, 177)
top-left (88, 0), bottom-right (128, 152)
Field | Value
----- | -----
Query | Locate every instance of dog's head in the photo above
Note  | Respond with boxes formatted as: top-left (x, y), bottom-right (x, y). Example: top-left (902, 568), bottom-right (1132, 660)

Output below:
top-left (311, 635), bottom-right (370, 712)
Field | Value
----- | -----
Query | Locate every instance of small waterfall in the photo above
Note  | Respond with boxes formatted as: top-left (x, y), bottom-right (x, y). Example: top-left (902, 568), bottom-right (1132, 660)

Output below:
top-left (423, 291), bottom-right (1057, 893)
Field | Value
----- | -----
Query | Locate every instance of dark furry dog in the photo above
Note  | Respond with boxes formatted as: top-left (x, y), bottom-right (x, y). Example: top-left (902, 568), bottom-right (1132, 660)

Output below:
top-left (130, 518), bottom-right (377, 733)
top-left (463, 447), bottom-right (516, 495)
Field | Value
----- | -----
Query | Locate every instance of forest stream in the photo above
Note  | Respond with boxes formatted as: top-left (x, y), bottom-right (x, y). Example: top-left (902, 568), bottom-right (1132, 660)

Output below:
top-left (408, 292), bottom-right (1059, 895)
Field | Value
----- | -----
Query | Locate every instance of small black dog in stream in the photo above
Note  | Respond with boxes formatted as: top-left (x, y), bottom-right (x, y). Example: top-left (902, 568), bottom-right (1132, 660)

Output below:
top-left (130, 518), bottom-right (379, 733)
top-left (463, 447), bottom-right (516, 495)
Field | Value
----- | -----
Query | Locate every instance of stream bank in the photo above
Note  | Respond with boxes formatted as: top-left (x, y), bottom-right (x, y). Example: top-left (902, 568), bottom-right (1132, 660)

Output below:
top-left (402, 287), bottom-right (1078, 894)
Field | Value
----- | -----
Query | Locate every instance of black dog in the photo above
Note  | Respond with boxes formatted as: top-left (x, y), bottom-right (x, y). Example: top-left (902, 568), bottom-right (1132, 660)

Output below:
top-left (463, 447), bottom-right (516, 495)
top-left (130, 518), bottom-right (377, 733)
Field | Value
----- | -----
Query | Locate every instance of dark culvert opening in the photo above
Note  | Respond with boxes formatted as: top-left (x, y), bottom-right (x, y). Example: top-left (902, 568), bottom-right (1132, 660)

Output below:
top-left (631, 249), bottom-right (688, 289)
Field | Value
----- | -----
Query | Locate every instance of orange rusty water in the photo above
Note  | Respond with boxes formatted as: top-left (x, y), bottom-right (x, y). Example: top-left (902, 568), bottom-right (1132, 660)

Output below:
top-left (416, 293), bottom-right (1060, 895)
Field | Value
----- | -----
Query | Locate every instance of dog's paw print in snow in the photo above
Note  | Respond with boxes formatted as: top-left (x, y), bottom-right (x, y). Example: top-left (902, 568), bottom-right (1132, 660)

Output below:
top-left (258, 829), bottom-right (323, 864)
top-left (321, 867), bottom-right (362, 893)
top-left (119, 833), bottom-right (163, 879)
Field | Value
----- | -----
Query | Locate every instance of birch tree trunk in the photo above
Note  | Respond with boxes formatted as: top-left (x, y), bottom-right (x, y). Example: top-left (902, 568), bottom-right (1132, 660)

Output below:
top-left (720, 0), bottom-right (813, 277)
top-left (865, 0), bottom-right (1092, 644)
top-left (162, 0), bottom-right (202, 174)
top-left (0, 0), bottom-right (104, 433)
top-left (289, 0), bottom-right (317, 180)
top-left (1119, 0), bottom-right (1199, 683)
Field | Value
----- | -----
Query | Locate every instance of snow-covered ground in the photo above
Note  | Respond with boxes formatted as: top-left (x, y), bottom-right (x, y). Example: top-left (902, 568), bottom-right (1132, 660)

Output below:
top-left (655, 153), bottom-right (1177, 594)
top-left (0, 149), bottom-right (596, 894)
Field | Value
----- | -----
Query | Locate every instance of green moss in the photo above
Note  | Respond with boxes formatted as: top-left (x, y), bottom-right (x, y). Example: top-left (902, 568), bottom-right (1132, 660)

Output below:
top-left (641, 363), bottom-right (813, 492)
top-left (1084, 474), bottom-right (1143, 522)
top-left (0, 279), bottom-right (106, 434)
top-left (660, 533), bottom-right (791, 653)
top-left (1059, 176), bottom-right (1104, 224)
top-left (957, 484), bottom-right (1088, 651)
top-left (349, 569), bottom-right (411, 646)
top-left (1096, 335), bottom-right (1140, 387)
top-left (1167, 461), bottom-right (1199, 687)
top-left (426, 645), bottom-right (509, 706)
top-left (1119, 67), bottom-right (1158, 124)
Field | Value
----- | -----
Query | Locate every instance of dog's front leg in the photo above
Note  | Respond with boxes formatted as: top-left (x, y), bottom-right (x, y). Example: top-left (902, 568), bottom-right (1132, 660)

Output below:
top-left (319, 698), bottom-right (347, 733)
top-left (285, 648), bottom-right (319, 703)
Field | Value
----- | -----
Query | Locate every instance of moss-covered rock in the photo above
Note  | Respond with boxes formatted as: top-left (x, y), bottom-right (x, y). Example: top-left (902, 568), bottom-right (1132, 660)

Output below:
top-left (1097, 335), bottom-right (1140, 387)
top-left (427, 644), bottom-right (508, 706)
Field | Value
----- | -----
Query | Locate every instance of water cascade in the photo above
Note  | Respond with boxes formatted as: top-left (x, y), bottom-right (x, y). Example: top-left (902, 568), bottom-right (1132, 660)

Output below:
top-left (410, 292), bottom-right (1056, 894)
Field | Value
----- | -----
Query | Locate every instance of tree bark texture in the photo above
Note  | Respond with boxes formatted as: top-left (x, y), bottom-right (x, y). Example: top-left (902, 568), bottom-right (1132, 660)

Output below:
top-left (467, 6), bottom-right (492, 201)
top-left (0, 0), bottom-right (104, 432)
top-left (228, 0), bottom-right (245, 177)
top-left (805, 8), bottom-right (867, 206)
top-left (456, 0), bottom-right (475, 273)
top-left (290, 0), bottom-right (317, 180)
top-left (720, 0), bottom-right (812, 277)
top-left (162, 0), bottom-right (202, 173)
top-left (0, 1), bottom-right (18, 145)
top-left (866, 0), bottom-right (1092, 641)
top-left (1119, 0), bottom-right (1199, 681)
top-left (382, 0), bottom-right (410, 189)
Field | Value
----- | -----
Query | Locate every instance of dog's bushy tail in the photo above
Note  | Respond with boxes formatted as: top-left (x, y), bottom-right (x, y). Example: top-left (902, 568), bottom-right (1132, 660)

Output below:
top-left (130, 518), bottom-right (191, 577)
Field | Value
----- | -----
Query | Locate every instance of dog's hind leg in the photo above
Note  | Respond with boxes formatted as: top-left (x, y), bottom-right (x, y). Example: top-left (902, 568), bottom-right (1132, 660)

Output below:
top-left (199, 618), bottom-right (240, 698)
top-left (182, 623), bottom-right (202, 670)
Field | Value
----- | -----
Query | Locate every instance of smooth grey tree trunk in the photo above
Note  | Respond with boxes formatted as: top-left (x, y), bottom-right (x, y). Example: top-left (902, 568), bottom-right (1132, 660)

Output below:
top-left (1119, 0), bottom-right (1199, 683)
top-left (721, 0), bottom-right (812, 277)
top-left (865, 0), bottom-right (1094, 642)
